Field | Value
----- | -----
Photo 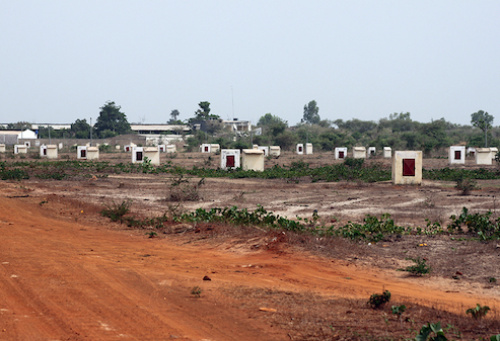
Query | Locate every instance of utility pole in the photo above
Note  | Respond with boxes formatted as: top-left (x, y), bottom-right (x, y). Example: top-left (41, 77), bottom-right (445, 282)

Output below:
top-left (90, 117), bottom-right (93, 146)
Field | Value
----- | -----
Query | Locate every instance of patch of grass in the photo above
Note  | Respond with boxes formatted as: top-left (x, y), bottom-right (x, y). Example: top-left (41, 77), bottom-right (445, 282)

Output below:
top-left (101, 200), bottom-right (131, 223)
top-left (400, 257), bottom-right (431, 276)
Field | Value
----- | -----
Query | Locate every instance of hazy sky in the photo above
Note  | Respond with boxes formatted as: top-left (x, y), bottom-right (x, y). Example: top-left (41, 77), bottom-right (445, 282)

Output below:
top-left (1, 1), bottom-right (499, 126)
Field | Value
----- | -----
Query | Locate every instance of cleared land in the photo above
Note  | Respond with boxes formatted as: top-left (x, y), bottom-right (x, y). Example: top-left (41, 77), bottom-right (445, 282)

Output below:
top-left (1, 151), bottom-right (500, 340)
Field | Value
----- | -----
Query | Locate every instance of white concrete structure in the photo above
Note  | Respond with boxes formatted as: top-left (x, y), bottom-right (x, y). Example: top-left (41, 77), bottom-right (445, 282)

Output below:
top-left (383, 147), bottom-right (392, 158)
top-left (0, 144), bottom-right (5, 153)
top-left (368, 147), bottom-right (376, 157)
top-left (144, 147), bottom-right (160, 165)
top-left (296, 144), bottom-right (304, 155)
top-left (19, 129), bottom-right (37, 140)
top-left (45, 145), bottom-right (58, 159)
top-left (14, 145), bottom-right (27, 154)
top-left (58, 143), bottom-right (63, 150)
top-left (305, 143), bottom-right (313, 155)
top-left (87, 147), bottom-right (99, 160)
top-left (210, 144), bottom-right (220, 153)
top-left (353, 147), bottom-right (366, 159)
top-left (132, 147), bottom-right (144, 163)
top-left (24, 141), bottom-right (31, 148)
top-left (242, 149), bottom-right (265, 171)
top-left (449, 146), bottom-right (466, 164)
top-left (166, 144), bottom-right (176, 153)
top-left (77, 146), bottom-right (88, 159)
top-left (124, 145), bottom-right (132, 152)
top-left (258, 146), bottom-right (269, 156)
top-left (269, 146), bottom-right (281, 158)
top-left (392, 151), bottom-right (423, 185)
top-left (40, 145), bottom-right (48, 157)
top-left (335, 147), bottom-right (347, 160)
top-left (467, 147), bottom-right (476, 157)
top-left (200, 144), bottom-right (211, 153)
top-left (221, 149), bottom-right (241, 170)
top-left (475, 148), bottom-right (492, 165)
top-left (158, 145), bottom-right (166, 152)
top-left (252, 144), bottom-right (259, 149)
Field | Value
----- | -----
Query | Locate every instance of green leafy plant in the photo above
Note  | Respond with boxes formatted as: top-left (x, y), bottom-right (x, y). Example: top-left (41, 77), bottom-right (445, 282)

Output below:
top-left (415, 322), bottom-right (448, 341)
top-left (391, 304), bottom-right (406, 317)
top-left (401, 257), bottom-right (431, 276)
top-left (146, 231), bottom-right (158, 238)
top-left (367, 290), bottom-right (391, 309)
top-left (455, 176), bottom-right (477, 195)
top-left (191, 286), bottom-right (202, 298)
top-left (466, 303), bottom-right (490, 320)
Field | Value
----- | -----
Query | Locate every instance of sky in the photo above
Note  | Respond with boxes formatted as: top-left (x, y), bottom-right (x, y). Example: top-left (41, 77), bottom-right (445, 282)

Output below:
top-left (1, 1), bottom-right (499, 127)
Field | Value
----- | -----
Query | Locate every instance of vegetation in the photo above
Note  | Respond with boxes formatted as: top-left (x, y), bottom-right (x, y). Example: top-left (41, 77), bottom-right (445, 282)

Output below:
top-left (466, 303), bottom-right (490, 320)
top-left (94, 101), bottom-right (132, 138)
top-left (367, 290), bottom-right (391, 309)
top-left (415, 322), bottom-right (448, 341)
top-left (400, 257), bottom-right (432, 276)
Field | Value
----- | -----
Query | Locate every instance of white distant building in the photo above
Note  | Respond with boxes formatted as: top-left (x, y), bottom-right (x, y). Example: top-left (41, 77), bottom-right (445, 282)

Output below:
top-left (449, 146), bottom-right (466, 164)
top-left (335, 147), bottom-right (347, 160)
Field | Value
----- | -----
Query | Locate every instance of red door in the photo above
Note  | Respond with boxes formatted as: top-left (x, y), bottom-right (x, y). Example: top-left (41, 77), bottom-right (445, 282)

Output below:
top-left (81, 150), bottom-right (86, 158)
top-left (136, 152), bottom-right (143, 161)
top-left (339, 151), bottom-right (344, 159)
top-left (402, 159), bottom-right (415, 176)
top-left (226, 155), bottom-right (235, 168)
top-left (454, 150), bottom-right (461, 160)
top-left (205, 146), bottom-right (209, 152)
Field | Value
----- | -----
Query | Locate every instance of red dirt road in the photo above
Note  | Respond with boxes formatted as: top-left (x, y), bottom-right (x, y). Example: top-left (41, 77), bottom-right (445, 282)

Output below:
top-left (1, 182), bottom-right (499, 340)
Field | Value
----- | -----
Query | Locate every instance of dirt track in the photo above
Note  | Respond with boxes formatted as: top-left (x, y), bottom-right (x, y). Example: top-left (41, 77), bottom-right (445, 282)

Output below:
top-left (1, 179), bottom-right (500, 340)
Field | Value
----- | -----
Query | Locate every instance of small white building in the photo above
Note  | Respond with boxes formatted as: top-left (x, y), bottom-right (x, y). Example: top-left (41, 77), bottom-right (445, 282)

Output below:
top-left (305, 143), bottom-right (313, 155)
top-left (124, 145), bottom-right (132, 152)
top-left (368, 147), bottom-right (376, 157)
top-left (132, 147), bottom-right (144, 163)
top-left (242, 149), bottom-right (265, 171)
top-left (392, 151), bottom-right (423, 185)
top-left (87, 147), bottom-right (99, 160)
top-left (158, 145), bottom-right (166, 152)
top-left (269, 146), bottom-right (281, 158)
top-left (221, 149), bottom-right (240, 170)
top-left (144, 147), bottom-right (160, 165)
top-left (335, 147), bottom-right (347, 160)
top-left (77, 146), bottom-right (88, 159)
top-left (210, 144), bottom-right (220, 153)
top-left (296, 144), bottom-right (304, 155)
top-left (258, 146), bottom-right (269, 156)
top-left (467, 147), bottom-right (476, 157)
top-left (40, 145), bottom-right (48, 157)
top-left (166, 144), bottom-right (177, 153)
top-left (475, 148), bottom-right (492, 165)
top-left (14, 145), bottom-right (27, 154)
top-left (383, 147), bottom-right (392, 158)
top-left (0, 144), bottom-right (5, 153)
top-left (200, 144), bottom-right (211, 153)
top-left (353, 147), bottom-right (366, 159)
top-left (449, 146), bottom-right (466, 164)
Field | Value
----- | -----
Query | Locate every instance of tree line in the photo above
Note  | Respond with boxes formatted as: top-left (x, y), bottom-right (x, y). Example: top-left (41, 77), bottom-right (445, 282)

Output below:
top-left (2, 100), bottom-right (497, 155)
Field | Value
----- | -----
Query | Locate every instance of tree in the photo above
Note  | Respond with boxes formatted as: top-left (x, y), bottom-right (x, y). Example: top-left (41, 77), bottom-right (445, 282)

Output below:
top-left (257, 113), bottom-right (288, 136)
top-left (71, 119), bottom-right (92, 139)
top-left (302, 100), bottom-right (320, 124)
top-left (7, 122), bottom-right (32, 130)
top-left (195, 101), bottom-right (211, 120)
top-left (471, 110), bottom-right (494, 147)
top-left (93, 101), bottom-right (131, 138)
top-left (168, 109), bottom-right (181, 124)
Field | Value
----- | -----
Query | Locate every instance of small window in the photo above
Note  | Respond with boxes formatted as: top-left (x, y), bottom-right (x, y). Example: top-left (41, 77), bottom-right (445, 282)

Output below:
top-left (454, 150), bottom-right (461, 160)
top-left (136, 151), bottom-right (143, 161)
top-left (339, 151), bottom-right (344, 159)
top-left (402, 159), bottom-right (415, 176)
top-left (204, 146), bottom-right (209, 152)
top-left (226, 155), bottom-right (235, 168)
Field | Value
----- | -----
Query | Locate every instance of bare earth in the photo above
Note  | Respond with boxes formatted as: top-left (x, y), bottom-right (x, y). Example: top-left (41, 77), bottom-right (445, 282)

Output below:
top-left (1, 152), bottom-right (500, 340)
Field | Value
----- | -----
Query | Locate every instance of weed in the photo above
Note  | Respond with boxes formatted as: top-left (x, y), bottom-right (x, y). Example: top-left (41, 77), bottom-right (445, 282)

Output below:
top-left (415, 322), bottom-right (448, 341)
top-left (400, 257), bottom-right (431, 276)
top-left (455, 176), bottom-right (477, 195)
top-left (466, 303), bottom-right (490, 320)
top-left (489, 277), bottom-right (497, 283)
top-left (367, 290), bottom-right (391, 309)
top-left (191, 286), bottom-right (202, 298)
top-left (101, 200), bottom-right (131, 223)
top-left (169, 175), bottom-right (205, 201)
top-left (146, 231), bottom-right (158, 238)
top-left (448, 207), bottom-right (500, 240)
top-left (391, 304), bottom-right (406, 317)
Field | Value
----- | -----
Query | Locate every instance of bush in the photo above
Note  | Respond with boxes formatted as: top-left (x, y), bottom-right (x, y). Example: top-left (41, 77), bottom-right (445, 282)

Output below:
top-left (401, 257), bottom-right (431, 276)
top-left (466, 303), bottom-right (490, 320)
top-left (101, 200), bottom-right (131, 223)
top-left (367, 290), bottom-right (391, 309)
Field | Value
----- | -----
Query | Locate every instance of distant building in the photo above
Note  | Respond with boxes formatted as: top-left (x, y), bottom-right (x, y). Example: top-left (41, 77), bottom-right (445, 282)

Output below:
top-left (222, 119), bottom-right (252, 133)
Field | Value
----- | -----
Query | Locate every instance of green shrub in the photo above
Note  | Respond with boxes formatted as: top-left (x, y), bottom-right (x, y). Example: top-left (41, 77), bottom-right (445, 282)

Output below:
top-left (101, 200), bottom-right (131, 223)
top-left (367, 290), bottom-right (391, 309)
top-left (401, 257), bottom-right (431, 276)
top-left (466, 303), bottom-right (490, 320)
top-left (415, 322), bottom-right (448, 341)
